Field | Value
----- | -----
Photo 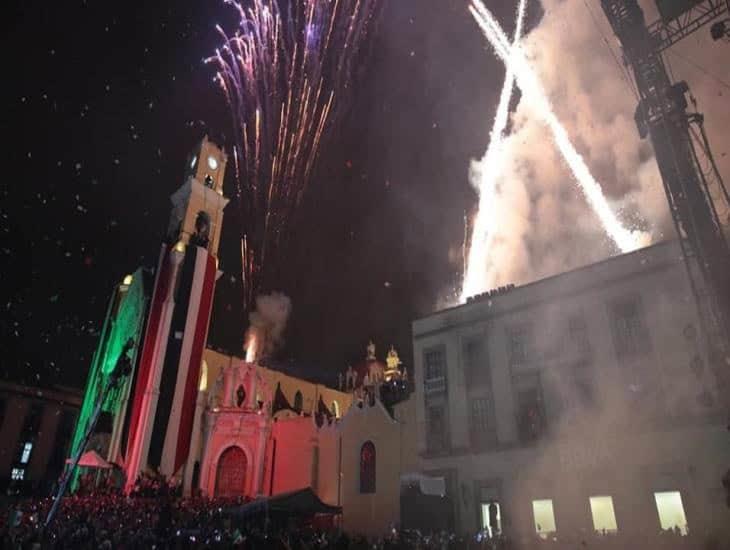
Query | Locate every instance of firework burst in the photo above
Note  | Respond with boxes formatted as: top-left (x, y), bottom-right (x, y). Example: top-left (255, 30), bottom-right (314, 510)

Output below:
top-left (208, 0), bottom-right (379, 312)
top-left (460, 0), bottom-right (526, 303)
top-left (462, 0), bottom-right (650, 301)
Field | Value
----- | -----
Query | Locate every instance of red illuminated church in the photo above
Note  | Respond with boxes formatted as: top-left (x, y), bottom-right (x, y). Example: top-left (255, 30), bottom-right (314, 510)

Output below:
top-left (74, 138), bottom-right (417, 536)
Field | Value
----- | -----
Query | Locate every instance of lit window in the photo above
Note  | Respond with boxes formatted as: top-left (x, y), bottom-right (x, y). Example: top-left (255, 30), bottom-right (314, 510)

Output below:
top-left (11, 468), bottom-right (24, 481)
top-left (589, 495), bottom-right (618, 533)
top-left (199, 361), bottom-right (208, 392)
top-left (20, 442), bottom-right (33, 464)
top-left (654, 491), bottom-right (688, 535)
top-left (532, 499), bottom-right (557, 538)
top-left (332, 400), bottom-right (340, 418)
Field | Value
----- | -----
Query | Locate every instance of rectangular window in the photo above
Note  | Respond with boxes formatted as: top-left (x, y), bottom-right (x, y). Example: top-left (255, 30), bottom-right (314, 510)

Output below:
top-left (20, 442), bottom-right (33, 465)
top-left (514, 374), bottom-right (546, 443)
top-left (11, 468), bottom-right (24, 481)
top-left (610, 296), bottom-right (650, 358)
top-left (507, 324), bottom-right (532, 364)
top-left (470, 398), bottom-right (489, 432)
top-left (654, 491), bottom-right (688, 535)
top-left (568, 315), bottom-right (590, 354)
top-left (463, 337), bottom-right (490, 385)
top-left (589, 495), bottom-right (618, 533)
top-left (469, 397), bottom-right (496, 449)
top-left (424, 347), bottom-right (446, 381)
top-left (532, 499), bottom-right (557, 538)
top-left (426, 405), bottom-right (447, 452)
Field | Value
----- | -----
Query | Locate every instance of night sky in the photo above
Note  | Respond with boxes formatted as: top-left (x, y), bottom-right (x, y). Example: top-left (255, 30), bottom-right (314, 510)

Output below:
top-left (2, 0), bottom-right (534, 390)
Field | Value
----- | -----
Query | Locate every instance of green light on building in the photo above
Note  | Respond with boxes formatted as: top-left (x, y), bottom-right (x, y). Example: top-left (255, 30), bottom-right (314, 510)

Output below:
top-left (68, 269), bottom-right (148, 488)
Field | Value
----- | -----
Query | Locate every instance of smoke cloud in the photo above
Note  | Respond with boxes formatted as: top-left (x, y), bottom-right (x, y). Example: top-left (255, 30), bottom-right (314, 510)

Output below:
top-left (244, 292), bottom-right (292, 362)
top-left (466, 0), bottom-right (729, 292)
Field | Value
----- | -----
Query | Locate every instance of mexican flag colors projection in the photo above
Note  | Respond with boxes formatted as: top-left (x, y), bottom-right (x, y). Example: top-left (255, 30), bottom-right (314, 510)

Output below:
top-left (68, 269), bottom-right (148, 486)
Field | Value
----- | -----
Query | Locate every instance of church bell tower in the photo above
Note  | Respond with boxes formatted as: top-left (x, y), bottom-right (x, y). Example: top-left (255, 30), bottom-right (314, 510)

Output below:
top-left (123, 136), bottom-right (229, 490)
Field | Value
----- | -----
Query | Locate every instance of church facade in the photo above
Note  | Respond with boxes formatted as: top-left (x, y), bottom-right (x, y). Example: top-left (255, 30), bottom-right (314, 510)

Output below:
top-left (72, 137), bottom-right (416, 536)
top-left (191, 347), bottom-right (416, 535)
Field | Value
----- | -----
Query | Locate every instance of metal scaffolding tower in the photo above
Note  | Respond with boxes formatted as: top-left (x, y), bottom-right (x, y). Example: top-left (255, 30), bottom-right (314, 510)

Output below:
top-left (600, 0), bottom-right (730, 383)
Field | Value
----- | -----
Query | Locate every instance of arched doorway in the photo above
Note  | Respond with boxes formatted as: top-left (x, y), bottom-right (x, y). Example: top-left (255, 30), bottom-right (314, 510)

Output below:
top-left (215, 446), bottom-right (247, 497)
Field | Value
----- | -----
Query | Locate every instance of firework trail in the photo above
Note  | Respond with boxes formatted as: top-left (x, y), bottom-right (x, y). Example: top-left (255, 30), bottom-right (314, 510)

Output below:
top-left (208, 0), bottom-right (378, 312)
top-left (460, 0), bottom-right (526, 303)
top-left (462, 0), bottom-right (650, 299)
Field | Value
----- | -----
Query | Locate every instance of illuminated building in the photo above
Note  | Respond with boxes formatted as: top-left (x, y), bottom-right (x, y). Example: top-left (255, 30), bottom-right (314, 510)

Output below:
top-left (68, 268), bottom-right (150, 489)
top-left (122, 136), bottom-right (229, 491)
top-left (72, 138), bottom-right (416, 536)
top-left (188, 344), bottom-right (416, 536)
top-left (412, 240), bottom-right (730, 540)
top-left (0, 382), bottom-right (81, 494)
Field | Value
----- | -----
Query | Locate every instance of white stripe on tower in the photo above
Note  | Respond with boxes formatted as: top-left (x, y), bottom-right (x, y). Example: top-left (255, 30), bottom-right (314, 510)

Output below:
top-left (133, 249), bottom-right (184, 479)
top-left (159, 246), bottom-right (209, 477)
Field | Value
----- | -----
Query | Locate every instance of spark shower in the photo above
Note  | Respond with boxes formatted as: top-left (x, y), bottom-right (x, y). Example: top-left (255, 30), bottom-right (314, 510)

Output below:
top-left (208, 0), bottom-right (378, 314)
top-left (461, 0), bottom-right (650, 302)
top-left (208, 0), bottom-right (378, 361)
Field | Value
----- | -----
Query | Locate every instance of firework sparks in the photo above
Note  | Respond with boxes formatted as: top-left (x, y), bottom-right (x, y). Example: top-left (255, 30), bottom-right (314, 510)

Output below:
top-left (208, 0), bottom-right (378, 314)
top-left (462, 0), bottom-right (650, 300)
top-left (460, 0), bottom-right (526, 303)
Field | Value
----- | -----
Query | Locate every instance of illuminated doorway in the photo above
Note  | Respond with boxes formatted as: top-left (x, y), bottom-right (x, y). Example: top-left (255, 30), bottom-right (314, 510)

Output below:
top-left (480, 501), bottom-right (502, 537)
top-left (215, 446), bottom-right (247, 497)
top-left (654, 491), bottom-right (688, 535)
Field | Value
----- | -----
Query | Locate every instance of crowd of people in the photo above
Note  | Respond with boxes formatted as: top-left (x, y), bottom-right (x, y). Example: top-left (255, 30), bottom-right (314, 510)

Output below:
top-left (0, 491), bottom-right (725, 549)
top-left (2, 494), bottom-right (266, 549)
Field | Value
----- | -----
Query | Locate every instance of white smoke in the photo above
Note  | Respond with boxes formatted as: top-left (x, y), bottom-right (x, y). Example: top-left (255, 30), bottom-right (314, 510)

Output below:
top-left (244, 292), bottom-right (292, 362)
top-left (462, 0), bottom-right (729, 294)
top-left (460, 0), bottom-right (527, 302)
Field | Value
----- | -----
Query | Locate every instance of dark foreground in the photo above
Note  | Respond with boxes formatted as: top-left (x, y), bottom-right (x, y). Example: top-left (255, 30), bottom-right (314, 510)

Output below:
top-left (1, 495), bottom-right (727, 549)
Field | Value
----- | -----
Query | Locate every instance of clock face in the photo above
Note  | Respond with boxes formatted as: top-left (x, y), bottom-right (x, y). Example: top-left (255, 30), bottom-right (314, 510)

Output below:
top-left (190, 156), bottom-right (197, 170)
top-left (207, 155), bottom-right (218, 171)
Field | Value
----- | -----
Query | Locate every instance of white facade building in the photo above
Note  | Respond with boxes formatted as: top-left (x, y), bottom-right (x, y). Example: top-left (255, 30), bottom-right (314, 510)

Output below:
top-left (412, 240), bottom-right (730, 541)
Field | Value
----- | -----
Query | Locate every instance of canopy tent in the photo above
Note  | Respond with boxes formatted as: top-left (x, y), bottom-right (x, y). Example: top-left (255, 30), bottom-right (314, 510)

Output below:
top-left (228, 488), bottom-right (341, 519)
top-left (66, 450), bottom-right (112, 469)
top-left (400, 472), bottom-right (446, 496)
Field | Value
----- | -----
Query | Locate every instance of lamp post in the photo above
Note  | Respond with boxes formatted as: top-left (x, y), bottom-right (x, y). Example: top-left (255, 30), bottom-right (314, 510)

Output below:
top-left (44, 339), bottom-right (134, 530)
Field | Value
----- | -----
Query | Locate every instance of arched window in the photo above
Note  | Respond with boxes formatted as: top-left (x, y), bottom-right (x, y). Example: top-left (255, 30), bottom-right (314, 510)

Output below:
top-left (236, 385), bottom-right (246, 408)
top-left (294, 390), bottom-right (303, 413)
top-left (332, 400), bottom-right (340, 418)
top-left (359, 441), bottom-right (376, 494)
top-left (191, 211), bottom-right (211, 248)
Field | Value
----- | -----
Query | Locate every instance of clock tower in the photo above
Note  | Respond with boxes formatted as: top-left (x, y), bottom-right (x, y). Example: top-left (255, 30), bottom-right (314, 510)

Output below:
top-left (123, 136), bottom-right (229, 490)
